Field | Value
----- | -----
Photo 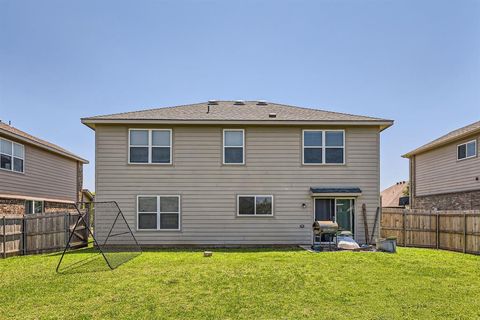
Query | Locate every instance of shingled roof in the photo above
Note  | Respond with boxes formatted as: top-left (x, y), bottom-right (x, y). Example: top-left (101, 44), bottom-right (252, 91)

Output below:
top-left (403, 120), bottom-right (480, 158)
top-left (82, 101), bottom-right (393, 129)
top-left (0, 122), bottom-right (88, 163)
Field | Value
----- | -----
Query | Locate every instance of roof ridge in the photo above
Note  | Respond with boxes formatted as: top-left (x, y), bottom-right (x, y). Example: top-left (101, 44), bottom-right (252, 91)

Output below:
top-left (83, 102), bottom-right (207, 120)
top-left (268, 101), bottom-right (385, 121)
top-left (84, 100), bottom-right (389, 121)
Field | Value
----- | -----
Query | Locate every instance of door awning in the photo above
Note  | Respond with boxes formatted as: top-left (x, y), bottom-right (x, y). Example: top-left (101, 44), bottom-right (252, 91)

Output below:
top-left (310, 187), bottom-right (362, 197)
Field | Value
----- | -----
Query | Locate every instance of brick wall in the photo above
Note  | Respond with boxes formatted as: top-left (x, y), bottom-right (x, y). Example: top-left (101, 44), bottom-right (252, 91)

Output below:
top-left (0, 198), bottom-right (25, 215)
top-left (0, 198), bottom-right (77, 215)
top-left (44, 201), bottom-right (77, 214)
top-left (413, 189), bottom-right (480, 210)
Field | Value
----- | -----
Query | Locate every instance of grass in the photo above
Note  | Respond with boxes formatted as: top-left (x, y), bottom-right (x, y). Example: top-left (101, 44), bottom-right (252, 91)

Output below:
top-left (1, 247), bottom-right (479, 319)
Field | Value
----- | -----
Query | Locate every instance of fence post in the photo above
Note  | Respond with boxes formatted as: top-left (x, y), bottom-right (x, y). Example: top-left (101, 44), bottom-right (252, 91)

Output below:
top-left (463, 212), bottom-right (467, 254)
top-left (2, 216), bottom-right (6, 259)
top-left (436, 212), bottom-right (439, 250)
top-left (64, 213), bottom-right (68, 246)
top-left (22, 216), bottom-right (27, 255)
top-left (403, 209), bottom-right (407, 247)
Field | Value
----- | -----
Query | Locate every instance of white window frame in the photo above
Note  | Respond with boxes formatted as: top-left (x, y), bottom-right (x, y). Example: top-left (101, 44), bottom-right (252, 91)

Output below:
top-left (223, 129), bottom-right (245, 165)
top-left (0, 137), bottom-right (25, 173)
top-left (237, 195), bottom-right (274, 217)
top-left (25, 200), bottom-right (44, 214)
top-left (457, 139), bottom-right (477, 161)
top-left (128, 129), bottom-right (172, 165)
top-left (302, 129), bottom-right (345, 165)
top-left (136, 195), bottom-right (181, 231)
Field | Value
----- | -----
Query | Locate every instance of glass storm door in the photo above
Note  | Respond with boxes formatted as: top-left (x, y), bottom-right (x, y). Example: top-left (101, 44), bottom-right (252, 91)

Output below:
top-left (335, 199), bottom-right (354, 235)
top-left (314, 199), bottom-right (335, 221)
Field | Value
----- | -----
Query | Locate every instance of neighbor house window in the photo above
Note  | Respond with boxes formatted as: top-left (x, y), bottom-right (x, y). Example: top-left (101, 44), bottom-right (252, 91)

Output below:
top-left (302, 130), bottom-right (344, 164)
top-left (223, 129), bottom-right (244, 164)
top-left (0, 138), bottom-right (24, 173)
top-left (237, 195), bottom-right (273, 216)
top-left (25, 200), bottom-right (44, 214)
top-left (137, 195), bottom-right (180, 230)
top-left (129, 129), bottom-right (172, 164)
top-left (457, 140), bottom-right (477, 160)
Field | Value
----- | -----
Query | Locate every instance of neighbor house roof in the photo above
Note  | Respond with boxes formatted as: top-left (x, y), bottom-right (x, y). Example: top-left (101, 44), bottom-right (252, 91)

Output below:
top-left (381, 181), bottom-right (408, 207)
top-left (403, 120), bottom-right (480, 158)
top-left (81, 101), bottom-right (393, 130)
top-left (0, 122), bottom-right (88, 163)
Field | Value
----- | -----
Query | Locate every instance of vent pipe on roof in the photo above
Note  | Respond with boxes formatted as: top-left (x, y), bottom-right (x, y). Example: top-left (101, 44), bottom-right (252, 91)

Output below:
top-left (207, 100), bottom-right (218, 114)
top-left (234, 100), bottom-right (245, 105)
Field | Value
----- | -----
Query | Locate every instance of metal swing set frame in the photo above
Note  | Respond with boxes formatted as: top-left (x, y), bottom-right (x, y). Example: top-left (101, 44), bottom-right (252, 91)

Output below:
top-left (56, 201), bottom-right (141, 272)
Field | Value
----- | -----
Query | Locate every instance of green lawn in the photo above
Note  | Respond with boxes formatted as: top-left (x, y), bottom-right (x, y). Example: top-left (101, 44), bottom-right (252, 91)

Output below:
top-left (1, 247), bottom-right (479, 320)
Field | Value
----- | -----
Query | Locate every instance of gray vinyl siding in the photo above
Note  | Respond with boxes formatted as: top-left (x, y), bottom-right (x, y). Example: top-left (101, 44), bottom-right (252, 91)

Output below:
top-left (415, 133), bottom-right (480, 197)
top-left (94, 124), bottom-right (381, 245)
top-left (0, 134), bottom-right (78, 202)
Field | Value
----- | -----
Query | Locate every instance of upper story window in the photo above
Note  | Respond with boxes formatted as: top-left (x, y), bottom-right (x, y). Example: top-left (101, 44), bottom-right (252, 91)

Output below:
top-left (302, 130), bottom-right (345, 165)
top-left (237, 195), bottom-right (273, 216)
top-left (129, 129), bottom-right (172, 164)
top-left (223, 129), bottom-right (244, 164)
top-left (0, 138), bottom-right (24, 173)
top-left (457, 140), bottom-right (477, 160)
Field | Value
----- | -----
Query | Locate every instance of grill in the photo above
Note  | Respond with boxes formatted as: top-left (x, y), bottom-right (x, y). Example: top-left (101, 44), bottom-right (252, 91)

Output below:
top-left (312, 221), bottom-right (339, 251)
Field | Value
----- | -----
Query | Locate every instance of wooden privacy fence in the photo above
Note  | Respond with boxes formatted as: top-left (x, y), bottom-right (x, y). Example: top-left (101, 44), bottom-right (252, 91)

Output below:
top-left (381, 208), bottom-right (480, 255)
top-left (0, 212), bottom-right (88, 258)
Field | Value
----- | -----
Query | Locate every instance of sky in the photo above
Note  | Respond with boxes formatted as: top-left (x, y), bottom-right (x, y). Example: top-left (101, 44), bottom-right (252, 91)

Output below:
top-left (0, 0), bottom-right (479, 191)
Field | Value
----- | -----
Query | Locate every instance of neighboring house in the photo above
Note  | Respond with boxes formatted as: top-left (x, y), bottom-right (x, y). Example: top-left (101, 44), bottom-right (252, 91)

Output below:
top-left (81, 189), bottom-right (95, 204)
top-left (0, 121), bottom-right (88, 214)
top-left (82, 100), bottom-right (393, 246)
top-left (381, 181), bottom-right (409, 208)
top-left (403, 120), bottom-right (480, 210)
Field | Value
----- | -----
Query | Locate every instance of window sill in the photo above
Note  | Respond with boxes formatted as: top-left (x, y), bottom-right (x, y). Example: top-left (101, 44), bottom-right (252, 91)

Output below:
top-left (128, 162), bottom-right (173, 166)
top-left (0, 167), bottom-right (25, 175)
top-left (302, 163), bottom-right (346, 166)
top-left (457, 155), bottom-right (477, 162)
top-left (136, 229), bottom-right (182, 232)
top-left (236, 215), bottom-right (275, 218)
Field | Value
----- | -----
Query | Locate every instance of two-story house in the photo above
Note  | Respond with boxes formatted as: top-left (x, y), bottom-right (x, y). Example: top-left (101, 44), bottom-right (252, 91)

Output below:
top-left (82, 101), bottom-right (393, 246)
top-left (0, 121), bottom-right (88, 214)
top-left (404, 120), bottom-right (480, 210)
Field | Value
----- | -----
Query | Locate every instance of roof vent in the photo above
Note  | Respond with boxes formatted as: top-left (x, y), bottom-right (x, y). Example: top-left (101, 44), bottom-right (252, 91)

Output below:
top-left (269, 113), bottom-right (277, 118)
top-left (208, 100), bottom-right (218, 105)
top-left (257, 100), bottom-right (268, 106)
top-left (234, 100), bottom-right (245, 105)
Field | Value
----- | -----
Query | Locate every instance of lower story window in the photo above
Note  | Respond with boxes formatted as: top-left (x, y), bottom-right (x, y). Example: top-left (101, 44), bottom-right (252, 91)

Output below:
top-left (137, 195), bottom-right (180, 230)
top-left (238, 195), bottom-right (273, 216)
top-left (25, 200), bottom-right (44, 214)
